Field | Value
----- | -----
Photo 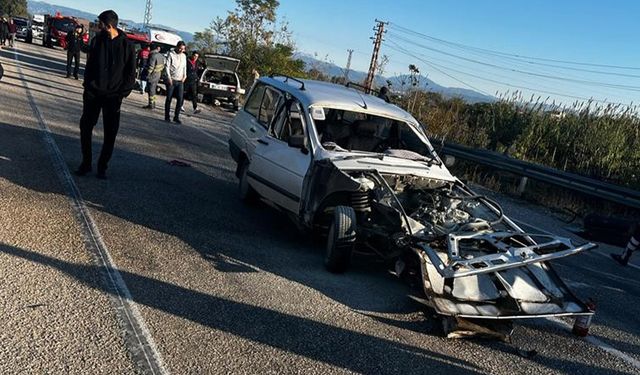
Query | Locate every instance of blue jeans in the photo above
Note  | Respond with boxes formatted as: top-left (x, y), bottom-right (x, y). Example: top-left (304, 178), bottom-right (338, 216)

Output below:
top-left (165, 81), bottom-right (184, 121)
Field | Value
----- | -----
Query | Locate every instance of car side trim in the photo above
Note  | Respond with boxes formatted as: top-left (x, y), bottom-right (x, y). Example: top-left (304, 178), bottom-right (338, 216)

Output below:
top-left (247, 171), bottom-right (301, 203)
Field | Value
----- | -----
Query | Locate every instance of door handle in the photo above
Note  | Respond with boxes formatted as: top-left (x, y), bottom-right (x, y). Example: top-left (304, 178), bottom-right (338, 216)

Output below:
top-left (257, 139), bottom-right (269, 146)
top-left (249, 127), bottom-right (256, 133)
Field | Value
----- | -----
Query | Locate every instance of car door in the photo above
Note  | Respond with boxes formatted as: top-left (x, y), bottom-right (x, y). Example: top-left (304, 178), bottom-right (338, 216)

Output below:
top-left (229, 83), bottom-right (281, 162)
top-left (249, 97), bottom-right (312, 214)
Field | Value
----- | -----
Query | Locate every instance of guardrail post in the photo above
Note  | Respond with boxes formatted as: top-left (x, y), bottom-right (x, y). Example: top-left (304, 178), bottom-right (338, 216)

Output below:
top-left (517, 177), bottom-right (528, 195)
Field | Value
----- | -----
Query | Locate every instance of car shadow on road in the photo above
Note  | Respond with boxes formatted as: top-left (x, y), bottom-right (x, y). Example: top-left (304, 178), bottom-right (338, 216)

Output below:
top-left (0, 242), bottom-right (483, 374)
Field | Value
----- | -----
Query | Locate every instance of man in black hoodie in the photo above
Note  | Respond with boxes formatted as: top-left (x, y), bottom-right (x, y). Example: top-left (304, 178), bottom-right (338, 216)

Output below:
top-left (76, 10), bottom-right (136, 179)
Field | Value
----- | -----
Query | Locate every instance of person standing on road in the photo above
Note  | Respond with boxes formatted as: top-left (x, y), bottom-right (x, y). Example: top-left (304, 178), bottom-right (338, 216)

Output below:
top-left (611, 223), bottom-right (640, 266)
top-left (136, 44), bottom-right (150, 94)
top-left (76, 10), bottom-right (136, 179)
top-left (65, 24), bottom-right (85, 79)
top-left (185, 51), bottom-right (201, 115)
top-left (142, 44), bottom-right (164, 110)
top-left (7, 18), bottom-right (16, 48)
top-left (164, 41), bottom-right (187, 124)
top-left (0, 18), bottom-right (8, 47)
top-left (378, 86), bottom-right (391, 103)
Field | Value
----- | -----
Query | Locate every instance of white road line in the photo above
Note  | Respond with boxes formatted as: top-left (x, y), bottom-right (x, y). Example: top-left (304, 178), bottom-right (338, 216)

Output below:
top-left (546, 317), bottom-right (640, 371)
top-left (190, 125), bottom-right (229, 147)
top-left (511, 217), bottom-right (640, 369)
top-left (13, 49), bottom-right (168, 375)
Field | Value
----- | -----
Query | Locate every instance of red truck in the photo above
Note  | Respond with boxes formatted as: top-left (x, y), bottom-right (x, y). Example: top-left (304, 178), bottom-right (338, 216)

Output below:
top-left (44, 13), bottom-right (89, 49)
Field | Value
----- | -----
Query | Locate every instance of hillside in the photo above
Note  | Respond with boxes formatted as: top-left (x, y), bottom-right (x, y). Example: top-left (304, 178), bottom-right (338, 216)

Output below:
top-left (27, 1), bottom-right (194, 42)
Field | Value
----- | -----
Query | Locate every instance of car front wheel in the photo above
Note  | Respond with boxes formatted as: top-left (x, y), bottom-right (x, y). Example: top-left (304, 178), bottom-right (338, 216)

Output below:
top-left (325, 205), bottom-right (357, 273)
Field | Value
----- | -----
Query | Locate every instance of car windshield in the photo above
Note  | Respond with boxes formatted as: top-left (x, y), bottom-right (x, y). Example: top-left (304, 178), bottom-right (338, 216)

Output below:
top-left (314, 108), bottom-right (434, 157)
top-left (14, 19), bottom-right (28, 27)
top-left (53, 19), bottom-right (76, 32)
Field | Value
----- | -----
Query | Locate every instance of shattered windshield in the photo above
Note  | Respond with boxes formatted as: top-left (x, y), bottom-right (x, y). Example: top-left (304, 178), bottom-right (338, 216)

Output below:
top-left (314, 108), bottom-right (437, 161)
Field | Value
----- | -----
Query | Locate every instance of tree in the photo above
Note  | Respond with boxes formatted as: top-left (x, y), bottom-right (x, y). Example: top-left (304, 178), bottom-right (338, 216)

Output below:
top-left (0, 0), bottom-right (28, 17)
top-left (205, 0), bottom-right (305, 84)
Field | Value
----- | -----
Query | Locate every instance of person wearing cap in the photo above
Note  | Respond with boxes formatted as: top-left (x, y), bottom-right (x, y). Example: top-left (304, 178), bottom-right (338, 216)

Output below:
top-left (76, 10), bottom-right (136, 179)
top-left (65, 24), bottom-right (85, 79)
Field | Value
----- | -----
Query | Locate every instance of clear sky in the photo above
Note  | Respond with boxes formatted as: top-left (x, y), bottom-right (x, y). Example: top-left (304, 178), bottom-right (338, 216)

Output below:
top-left (48, 0), bottom-right (640, 105)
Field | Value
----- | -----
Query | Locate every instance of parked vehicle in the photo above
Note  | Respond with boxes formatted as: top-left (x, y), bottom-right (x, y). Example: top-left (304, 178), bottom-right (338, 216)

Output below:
top-left (199, 55), bottom-right (244, 111)
top-left (31, 14), bottom-right (46, 46)
top-left (43, 13), bottom-right (88, 49)
top-left (12, 17), bottom-right (32, 43)
top-left (228, 76), bottom-right (598, 339)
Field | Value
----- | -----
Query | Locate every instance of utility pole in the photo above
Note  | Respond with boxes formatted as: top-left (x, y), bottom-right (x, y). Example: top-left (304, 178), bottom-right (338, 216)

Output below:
top-left (344, 49), bottom-right (354, 82)
top-left (143, 0), bottom-right (153, 28)
top-left (364, 19), bottom-right (388, 93)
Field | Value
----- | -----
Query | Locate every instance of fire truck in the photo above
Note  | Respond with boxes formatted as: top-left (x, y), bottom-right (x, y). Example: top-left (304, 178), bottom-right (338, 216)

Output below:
top-left (39, 12), bottom-right (89, 49)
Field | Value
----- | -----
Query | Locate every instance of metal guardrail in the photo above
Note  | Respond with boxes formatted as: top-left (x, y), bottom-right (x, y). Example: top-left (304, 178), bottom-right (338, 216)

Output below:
top-left (436, 141), bottom-right (640, 209)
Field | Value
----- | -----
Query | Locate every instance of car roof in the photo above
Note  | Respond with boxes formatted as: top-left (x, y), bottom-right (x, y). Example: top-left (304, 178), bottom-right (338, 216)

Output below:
top-left (259, 77), bottom-right (417, 124)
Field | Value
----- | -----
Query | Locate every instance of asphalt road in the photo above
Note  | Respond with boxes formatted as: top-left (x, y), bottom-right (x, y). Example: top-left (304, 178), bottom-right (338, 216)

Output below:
top-left (0, 41), bottom-right (639, 375)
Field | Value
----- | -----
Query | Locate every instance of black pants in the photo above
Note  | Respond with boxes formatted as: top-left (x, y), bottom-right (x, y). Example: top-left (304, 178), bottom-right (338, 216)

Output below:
top-left (67, 50), bottom-right (80, 78)
top-left (79, 93), bottom-right (123, 172)
top-left (165, 81), bottom-right (184, 121)
top-left (185, 81), bottom-right (198, 110)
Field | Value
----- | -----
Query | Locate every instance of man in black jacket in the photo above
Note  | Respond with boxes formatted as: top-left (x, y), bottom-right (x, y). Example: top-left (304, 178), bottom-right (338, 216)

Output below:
top-left (65, 24), bottom-right (85, 79)
top-left (76, 10), bottom-right (136, 179)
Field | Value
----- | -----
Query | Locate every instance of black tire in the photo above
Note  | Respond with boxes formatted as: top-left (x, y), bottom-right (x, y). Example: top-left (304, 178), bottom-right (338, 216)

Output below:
top-left (325, 205), bottom-right (356, 273)
top-left (238, 160), bottom-right (259, 203)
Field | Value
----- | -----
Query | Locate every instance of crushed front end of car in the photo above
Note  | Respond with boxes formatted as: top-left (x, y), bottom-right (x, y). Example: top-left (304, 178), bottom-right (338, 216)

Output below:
top-left (307, 151), bottom-right (597, 339)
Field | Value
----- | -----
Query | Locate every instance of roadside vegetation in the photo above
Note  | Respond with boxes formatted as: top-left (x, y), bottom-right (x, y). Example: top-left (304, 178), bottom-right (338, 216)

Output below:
top-left (193, 0), bottom-right (639, 194)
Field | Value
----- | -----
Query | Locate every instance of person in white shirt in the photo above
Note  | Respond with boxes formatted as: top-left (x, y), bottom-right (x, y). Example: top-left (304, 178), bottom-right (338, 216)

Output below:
top-left (164, 41), bottom-right (187, 124)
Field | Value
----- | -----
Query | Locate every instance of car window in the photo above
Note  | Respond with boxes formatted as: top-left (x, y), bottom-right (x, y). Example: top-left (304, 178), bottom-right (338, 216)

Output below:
top-left (258, 87), bottom-right (282, 127)
top-left (53, 19), bottom-right (76, 32)
top-left (244, 83), bottom-right (266, 118)
top-left (270, 100), bottom-right (305, 144)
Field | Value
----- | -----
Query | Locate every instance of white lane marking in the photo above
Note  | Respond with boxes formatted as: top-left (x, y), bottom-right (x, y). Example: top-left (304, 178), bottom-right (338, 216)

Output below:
top-left (512, 218), bottom-right (640, 271)
top-left (547, 317), bottom-right (640, 371)
top-left (511, 217), bottom-right (640, 369)
top-left (13, 49), bottom-right (168, 375)
top-left (190, 125), bottom-right (228, 147)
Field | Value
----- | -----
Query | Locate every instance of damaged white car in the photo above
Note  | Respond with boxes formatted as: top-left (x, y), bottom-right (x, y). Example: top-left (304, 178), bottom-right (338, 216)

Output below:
top-left (228, 76), bottom-right (597, 339)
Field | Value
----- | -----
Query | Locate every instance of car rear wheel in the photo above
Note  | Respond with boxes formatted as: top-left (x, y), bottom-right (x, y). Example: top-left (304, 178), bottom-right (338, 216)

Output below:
top-left (238, 160), bottom-right (258, 203)
top-left (325, 205), bottom-right (356, 273)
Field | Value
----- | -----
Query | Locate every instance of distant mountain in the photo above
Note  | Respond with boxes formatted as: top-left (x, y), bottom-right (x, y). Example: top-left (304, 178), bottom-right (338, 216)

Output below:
top-left (27, 1), bottom-right (193, 42)
top-left (294, 52), bottom-right (494, 103)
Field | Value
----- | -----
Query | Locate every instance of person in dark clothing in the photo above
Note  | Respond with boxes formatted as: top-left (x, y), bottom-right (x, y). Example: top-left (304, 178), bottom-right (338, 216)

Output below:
top-left (611, 223), bottom-right (640, 266)
top-left (75, 10), bottom-right (136, 179)
top-left (0, 18), bottom-right (9, 47)
top-left (185, 51), bottom-right (201, 114)
top-left (378, 86), bottom-right (391, 103)
top-left (136, 44), bottom-right (150, 94)
top-left (65, 24), bottom-right (85, 79)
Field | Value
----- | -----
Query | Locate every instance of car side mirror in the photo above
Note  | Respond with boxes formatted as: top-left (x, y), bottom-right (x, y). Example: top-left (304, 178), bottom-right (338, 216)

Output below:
top-left (288, 134), bottom-right (308, 154)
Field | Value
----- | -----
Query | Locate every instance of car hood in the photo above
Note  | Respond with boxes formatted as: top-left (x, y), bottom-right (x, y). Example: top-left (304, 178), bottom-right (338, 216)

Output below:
top-left (204, 55), bottom-right (240, 73)
top-left (328, 154), bottom-right (457, 182)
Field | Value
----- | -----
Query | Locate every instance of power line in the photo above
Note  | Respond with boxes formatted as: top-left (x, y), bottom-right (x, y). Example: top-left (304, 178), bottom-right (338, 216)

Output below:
top-left (388, 23), bottom-right (640, 71)
top-left (385, 41), bottom-right (634, 106)
top-left (386, 33), bottom-right (640, 92)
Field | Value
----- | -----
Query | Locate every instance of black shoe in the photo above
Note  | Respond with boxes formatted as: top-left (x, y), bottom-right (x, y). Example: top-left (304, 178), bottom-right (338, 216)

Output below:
top-left (66, 74), bottom-right (71, 78)
top-left (165, 117), bottom-right (171, 122)
top-left (74, 76), bottom-right (79, 80)
top-left (173, 118), bottom-right (182, 125)
top-left (611, 253), bottom-right (628, 266)
top-left (75, 165), bottom-right (92, 176)
top-left (96, 170), bottom-right (107, 180)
